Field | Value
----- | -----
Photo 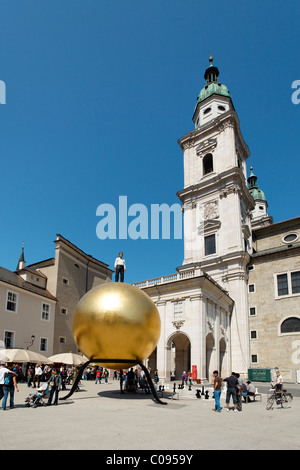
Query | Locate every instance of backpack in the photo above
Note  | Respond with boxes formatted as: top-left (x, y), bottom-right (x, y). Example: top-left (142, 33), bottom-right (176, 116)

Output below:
top-left (4, 373), bottom-right (13, 386)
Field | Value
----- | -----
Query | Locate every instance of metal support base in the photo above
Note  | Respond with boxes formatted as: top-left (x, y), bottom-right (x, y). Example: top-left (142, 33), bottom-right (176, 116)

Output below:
top-left (60, 359), bottom-right (167, 405)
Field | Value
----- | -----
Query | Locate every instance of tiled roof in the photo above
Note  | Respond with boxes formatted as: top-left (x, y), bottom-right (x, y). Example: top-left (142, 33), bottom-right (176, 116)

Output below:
top-left (0, 266), bottom-right (57, 301)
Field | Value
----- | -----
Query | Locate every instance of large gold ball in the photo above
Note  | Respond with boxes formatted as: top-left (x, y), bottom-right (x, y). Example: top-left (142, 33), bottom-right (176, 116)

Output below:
top-left (72, 282), bottom-right (161, 369)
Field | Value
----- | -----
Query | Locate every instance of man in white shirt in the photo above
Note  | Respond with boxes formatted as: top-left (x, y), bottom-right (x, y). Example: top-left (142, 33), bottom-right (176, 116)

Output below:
top-left (114, 252), bottom-right (126, 282)
top-left (33, 364), bottom-right (43, 388)
top-left (274, 371), bottom-right (283, 396)
top-left (0, 364), bottom-right (17, 401)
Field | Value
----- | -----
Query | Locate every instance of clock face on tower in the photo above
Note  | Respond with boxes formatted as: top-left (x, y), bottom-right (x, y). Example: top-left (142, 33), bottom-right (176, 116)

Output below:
top-left (204, 201), bottom-right (218, 220)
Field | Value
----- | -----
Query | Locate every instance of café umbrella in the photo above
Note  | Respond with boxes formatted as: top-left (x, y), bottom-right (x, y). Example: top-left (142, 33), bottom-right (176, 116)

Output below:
top-left (0, 348), bottom-right (52, 364)
top-left (47, 352), bottom-right (88, 365)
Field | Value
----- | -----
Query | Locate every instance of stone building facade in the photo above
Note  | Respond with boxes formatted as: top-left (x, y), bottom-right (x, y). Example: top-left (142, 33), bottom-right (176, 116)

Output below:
top-left (0, 234), bottom-right (113, 356)
top-left (0, 248), bottom-right (57, 355)
top-left (248, 217), bottom-right (300, 382)
top-left (27, 234), bottom-right (113, 354)
top-left (135, 56), bottom-right (300, 383)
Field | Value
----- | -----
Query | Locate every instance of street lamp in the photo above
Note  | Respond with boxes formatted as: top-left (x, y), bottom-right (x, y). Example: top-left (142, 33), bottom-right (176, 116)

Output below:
top-left (27, 335), bottom-right (35, 350)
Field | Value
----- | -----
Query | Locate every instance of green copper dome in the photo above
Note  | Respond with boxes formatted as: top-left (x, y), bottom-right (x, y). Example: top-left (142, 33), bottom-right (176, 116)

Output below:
top-left (195, 54), bottom-right (230, 108)
top-left (196, 78), bottom-right (230, 104)
top-left (247, 167), bottom-right (267, 202)
top-left (249, 187), bottom-right (267, 202)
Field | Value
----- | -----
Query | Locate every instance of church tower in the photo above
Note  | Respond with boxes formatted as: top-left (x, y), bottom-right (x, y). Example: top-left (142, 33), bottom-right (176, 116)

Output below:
top-left (247, 166), bottom-right (273, 229)
top-left (177, 55), bottom-right (255, 374)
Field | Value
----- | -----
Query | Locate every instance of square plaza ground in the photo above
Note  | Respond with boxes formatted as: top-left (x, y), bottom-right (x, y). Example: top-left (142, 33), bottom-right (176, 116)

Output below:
top-left (0, 380), bottom-right (299, 451)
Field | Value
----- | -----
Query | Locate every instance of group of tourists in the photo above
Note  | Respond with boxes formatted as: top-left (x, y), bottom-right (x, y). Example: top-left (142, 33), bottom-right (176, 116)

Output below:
top-left (212, 370), bottom-right (284, 413)
top-left (119, 367), bottom-right (152, 393)
top-left (0, 361), bottom-right (82, 410)
top-left (212, 370), bottom-right (259, 413)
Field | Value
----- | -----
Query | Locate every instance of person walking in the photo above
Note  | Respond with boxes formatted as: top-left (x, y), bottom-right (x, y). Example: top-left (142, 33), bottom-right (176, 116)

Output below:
top-left (32, 364), bottom-right (42, 388)
top-left (46, 369), bottom-right (62, 406)
top-left (224, 372), bottom-right (239, 413)
top-left (235, 373), bottom-right (243, 412)
top-left (0, 363), bottom-right (11, 402)
top-left (2, 367), bottom-right (19, 410)
top-left (103, 369), bottom-right (109, 384)
top-left (95, 368), bottom-right (102, 384)
top-left (27, 366), bottom-right (34, 388)
top-left (212, 370), bottom-right (222, 412)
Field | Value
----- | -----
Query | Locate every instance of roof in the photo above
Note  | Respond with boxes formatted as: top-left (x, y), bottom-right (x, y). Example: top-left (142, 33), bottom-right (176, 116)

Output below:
top-left (27, 234), bottom-right (114, 274)
top-left (196, 81), bottom-right (230, 107)
top-left (0, 266), bottom-right (57, 301)
top-left (194, 58), bottom-right (231, 116)
top-left (55, 234), bottom-right (113, 272)
top-left (253, 216), bottom-right (300, 236)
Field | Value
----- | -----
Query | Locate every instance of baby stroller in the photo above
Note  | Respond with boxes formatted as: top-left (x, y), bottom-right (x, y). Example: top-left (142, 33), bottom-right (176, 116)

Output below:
top-left (25, 384), bottom-right (49, 408)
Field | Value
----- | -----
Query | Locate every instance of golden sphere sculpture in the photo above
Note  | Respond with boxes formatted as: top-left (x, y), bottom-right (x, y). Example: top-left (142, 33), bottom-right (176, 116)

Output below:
top-left (72, 282), bottom-right (161, 369)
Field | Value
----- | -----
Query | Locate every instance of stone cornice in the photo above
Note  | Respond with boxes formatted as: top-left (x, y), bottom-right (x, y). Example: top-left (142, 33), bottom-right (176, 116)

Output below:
top-left (177, 109), bottom-right (250, 160)
top-left (177, 167), bottom-right (255, 211)
top-left (137, 273), bottom-right (234, 309)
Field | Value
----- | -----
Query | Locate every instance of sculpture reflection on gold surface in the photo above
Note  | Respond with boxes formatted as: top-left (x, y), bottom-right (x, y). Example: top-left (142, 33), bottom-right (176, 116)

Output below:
top-left (72, 282), bottom-right (161, 370)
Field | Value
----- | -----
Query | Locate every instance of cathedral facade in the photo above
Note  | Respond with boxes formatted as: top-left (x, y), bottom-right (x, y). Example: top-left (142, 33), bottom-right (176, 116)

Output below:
top-left (134, 56), bottom-right (300, 382)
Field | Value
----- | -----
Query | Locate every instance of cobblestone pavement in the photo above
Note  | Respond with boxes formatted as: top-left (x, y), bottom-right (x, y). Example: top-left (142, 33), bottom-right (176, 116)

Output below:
top-left (0, 380), bottom-right (299, 450)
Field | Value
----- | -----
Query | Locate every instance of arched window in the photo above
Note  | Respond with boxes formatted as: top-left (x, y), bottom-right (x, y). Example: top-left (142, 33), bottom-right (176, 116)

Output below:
top-left (203, 153), bottom-right (213, 175)
top-left (281, 317), bottom-right (300, 334)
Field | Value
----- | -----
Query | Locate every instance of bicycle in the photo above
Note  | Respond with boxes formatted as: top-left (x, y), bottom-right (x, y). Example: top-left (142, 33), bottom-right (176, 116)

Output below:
top-left (266, 386), bottom-right (293, 410)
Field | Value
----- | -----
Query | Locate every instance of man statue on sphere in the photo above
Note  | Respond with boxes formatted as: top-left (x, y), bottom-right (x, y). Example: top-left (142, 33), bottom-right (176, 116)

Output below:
top-left (114, 252), bottom-right (126, 282)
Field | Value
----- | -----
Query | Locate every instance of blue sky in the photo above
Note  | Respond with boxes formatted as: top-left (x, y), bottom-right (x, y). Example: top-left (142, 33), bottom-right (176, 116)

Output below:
top-left (0, 0), bottom-right (299, 284)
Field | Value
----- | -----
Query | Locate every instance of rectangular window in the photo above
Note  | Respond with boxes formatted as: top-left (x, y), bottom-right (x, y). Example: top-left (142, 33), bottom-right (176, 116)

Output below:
top-left (40, 338), bottom-right (48, 352)
top-left (59, 337), bottom-right (66, 344)
top-left (6, 291), bottom-right (17, 312)
top-left (249, 307), bottom-right (256, 316)
top-left (4, 331), bottom-right (14, 348)
top-left (291, 271), bottom-right (300, 294)
top-left (277, 274), bottom-right (288, 296)
top-left (276, 271), bottom-right (300, 297)
top-left (41, 303), bottom-right (50, 321)
top-left (250, 330), bottom-right (257, 339)
top-left (251, 354), bottom-right (258, 364)
top-left (174, 302), bottom-right (183, 320)
top-left (249, 284), bottom-right (255, 293)
top-left (204, 234), bottom-right (216, 256)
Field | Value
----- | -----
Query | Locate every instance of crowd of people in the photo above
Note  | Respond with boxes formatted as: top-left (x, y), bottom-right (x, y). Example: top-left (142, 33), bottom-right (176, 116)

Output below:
top-left (82, 365), bottom-right (154, 394)
top-left (0, 362), bottom-right (157, 410)
top-left (119, 367), bottom-right (153, 394)
top-left (0, 362), bottom-right (83, 410)
top-left (1, 360), bottom-right (285, 412)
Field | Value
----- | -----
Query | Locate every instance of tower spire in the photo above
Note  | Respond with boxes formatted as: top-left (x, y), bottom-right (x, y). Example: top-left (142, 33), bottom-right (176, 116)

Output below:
top-left (16, 242), bottom-right (26, 271)
top-left (193, 55), bottom-right (231, 127)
